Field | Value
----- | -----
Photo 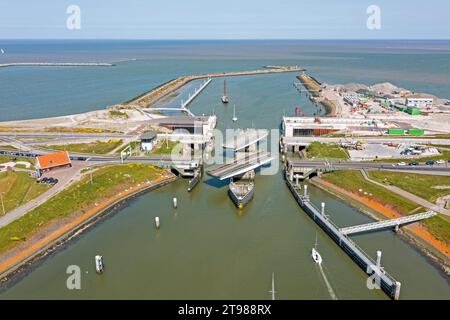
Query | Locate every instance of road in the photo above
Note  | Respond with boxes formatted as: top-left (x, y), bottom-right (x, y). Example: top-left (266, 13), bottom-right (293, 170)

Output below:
top-left (360, 169), bottom-right (450, 216)
top-left (282, 136), bottom-right (450, 146)
top-left (0, 162), bottom-right (89, 228)
top-left (287, 159), bottom-right (450, 175)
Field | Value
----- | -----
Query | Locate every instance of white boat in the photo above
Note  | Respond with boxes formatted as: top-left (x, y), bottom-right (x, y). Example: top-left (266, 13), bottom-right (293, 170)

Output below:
top-left (311, 234), bottom-right (322, 265)
top-left (95, 255), bottom-right (104, 273)
top-left (221, 79), bottom-right (229, 104)
top-left (0, 49), bottom-right (4, 54)
top-left (311, 248), bottom-right (322, 265)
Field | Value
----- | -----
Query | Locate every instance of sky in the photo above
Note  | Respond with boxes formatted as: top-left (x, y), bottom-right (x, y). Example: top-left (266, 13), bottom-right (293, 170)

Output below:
top-left (0, 0), bottom-right (449, 39)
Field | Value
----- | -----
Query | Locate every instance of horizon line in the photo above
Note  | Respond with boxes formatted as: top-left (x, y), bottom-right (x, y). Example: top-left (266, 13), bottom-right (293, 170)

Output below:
top-left (1, 38), bottom-right (450, 41)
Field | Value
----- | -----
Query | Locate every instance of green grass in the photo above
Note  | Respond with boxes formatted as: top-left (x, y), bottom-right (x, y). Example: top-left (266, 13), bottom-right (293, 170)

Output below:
top-left (369, 171), bottom-right (450, 203)
top-left (152, 140), bottom-right (181, 155)
top-left (0, 171), bottom-right (50, 213)
top-left (116, 141), bottom-right (141, 155)
top-left (42, 140), bottom-right (123, 155)
top-left (322, 170), bottom-right (419, 215)
top-left (306, 142), bottom-right (349, 160)
top-left (0, 156), bottom-right (35, 170)
top-left (422, 214), bottom-right (450, 244)
top-left (0, 145), bottom-right (18, 150)
top-left (109, 110), bottom-right (129, 119)
top-left (323, 170), bottom-right (450, 245)
top-left (0, 164), bottom-right (165, 252)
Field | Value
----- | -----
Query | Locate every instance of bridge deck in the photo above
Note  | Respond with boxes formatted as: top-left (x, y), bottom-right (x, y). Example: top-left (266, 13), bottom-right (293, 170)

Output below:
top-left (207, 152), bottom-right (273, 180)
top-left (339, 211), bottom-right (437, 235)
top-left (223, 129), bottom-right (269, 151)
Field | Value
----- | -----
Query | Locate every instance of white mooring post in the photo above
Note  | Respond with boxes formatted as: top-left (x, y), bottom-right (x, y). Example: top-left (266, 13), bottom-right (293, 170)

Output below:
top-left (376, 250), bottom-right (382, 268)
top-left (321, 202), bottom-right (325, 215)
top-left (173, 197), bottom-right (178, 208)
top-left (155, 217), bottom-right (160, 229)
top-left (303, 185), bottom-right (308, 198)
top-left (295, 174), bottom-right (299, 186)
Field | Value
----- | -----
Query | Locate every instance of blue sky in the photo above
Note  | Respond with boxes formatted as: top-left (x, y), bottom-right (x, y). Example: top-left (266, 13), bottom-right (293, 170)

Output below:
top-left (0, 0), bottom-right (449, 39)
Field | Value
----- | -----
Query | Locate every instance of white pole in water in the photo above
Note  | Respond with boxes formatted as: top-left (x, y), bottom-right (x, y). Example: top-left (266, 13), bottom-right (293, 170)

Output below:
top-left (376, 250), bottom-right (382, 268)
top-left (155, 217), bottom-right (160, 229)
top-left (304, 185), bottom-right (308, 198)
top-left (321, 202), bottom-right (325, 215)
top-left (173, 197), bottom-right (178, 208)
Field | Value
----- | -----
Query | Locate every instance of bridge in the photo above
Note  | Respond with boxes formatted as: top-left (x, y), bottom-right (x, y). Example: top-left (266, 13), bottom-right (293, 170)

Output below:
top-left (0, 149), bottom-right (201, 177)
top-left (339, 211), bottom-right (437, 235)
top-left (223, 129), bottom-right (269, 151)
top-left (207, 152), bottom-right (274, 180)
top-left (285, 169), bottom-right (438, 300)
top-left (142, 78), bottom-right (212, 117)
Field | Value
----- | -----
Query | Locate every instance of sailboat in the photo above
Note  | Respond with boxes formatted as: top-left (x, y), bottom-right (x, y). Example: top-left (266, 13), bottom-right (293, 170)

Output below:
top-left (311, 233), bottom-right (323, 265)
top-left (268, 272), bottom-right (276, 300)
top-left (221, 79), bottom-right (229, 104)
top-left (232, 104), bottom-right (238, 122)
top-left (0, 49), bottom-right (4, 54)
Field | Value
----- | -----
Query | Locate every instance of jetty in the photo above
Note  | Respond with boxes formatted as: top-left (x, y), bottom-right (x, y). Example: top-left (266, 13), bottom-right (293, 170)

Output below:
top-left (285, 168), bottom-right (437, 300)
top-left (0, 62), bottom-right (113, 68)
top-left (126, 66), bottom-right (305, 108)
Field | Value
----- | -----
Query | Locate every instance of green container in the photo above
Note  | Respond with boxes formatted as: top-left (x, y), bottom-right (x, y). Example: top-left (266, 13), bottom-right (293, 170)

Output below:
top-left (388, 129), bottom-right (405, 135)
top-left (408, 129), bottom-right (425, 135)
top-left (407, 107), bottom-right (421, 115)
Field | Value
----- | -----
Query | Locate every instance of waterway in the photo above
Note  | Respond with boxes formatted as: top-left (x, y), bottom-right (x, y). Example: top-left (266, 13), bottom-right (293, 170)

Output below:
top-left (0, 40), bottom-right (449, 299)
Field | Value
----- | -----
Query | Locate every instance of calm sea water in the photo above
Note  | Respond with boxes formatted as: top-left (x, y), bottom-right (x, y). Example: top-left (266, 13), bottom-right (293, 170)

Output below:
top-left (0, 40), bottom-right (449, 300)
top-left (0, 40), bottom-right (449, 121)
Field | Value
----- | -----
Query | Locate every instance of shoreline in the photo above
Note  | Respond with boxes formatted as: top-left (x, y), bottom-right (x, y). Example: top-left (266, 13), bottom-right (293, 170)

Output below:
top-left (310, 177), bottom-right (450, 277)
top-left (0, 172), bottom-right (177, 283)
top-left (296, 74), bottom-right (337, 117)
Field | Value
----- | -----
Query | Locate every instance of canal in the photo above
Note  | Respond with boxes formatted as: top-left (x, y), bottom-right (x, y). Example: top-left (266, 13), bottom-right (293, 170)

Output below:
top-left (1, 73), bottom-right (449, 299)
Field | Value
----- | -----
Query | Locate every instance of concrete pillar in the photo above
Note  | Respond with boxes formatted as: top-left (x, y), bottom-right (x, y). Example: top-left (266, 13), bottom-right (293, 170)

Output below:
top-left (394, 282), bottom-right (401, 300)
top-left (376, 250), bottom-right (382, 268)
top-left (321, 202), bottom-right (325, 215)
top-left (304, 185), bottom-right (308, 198)
top-left (295, 174), bottom-right (299, 186)
top-left (395, 224), bottom-right (400, 233)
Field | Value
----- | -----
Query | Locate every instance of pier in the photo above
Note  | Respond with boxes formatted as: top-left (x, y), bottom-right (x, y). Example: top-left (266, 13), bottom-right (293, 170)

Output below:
top-left (181, 78), bottom-right (212, 109)
top-left (285, 175), bottom-right (402, 299)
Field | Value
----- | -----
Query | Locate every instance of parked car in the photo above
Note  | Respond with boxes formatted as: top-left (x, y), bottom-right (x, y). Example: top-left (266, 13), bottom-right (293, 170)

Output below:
top-left (397, 162), bottom-right (407, 166)
top-left (436, 160), bottom-right (446, 165)
top-left (408, 161), bottom-right (419, 166)
top-left (426, 160), bottom-right (435, 166)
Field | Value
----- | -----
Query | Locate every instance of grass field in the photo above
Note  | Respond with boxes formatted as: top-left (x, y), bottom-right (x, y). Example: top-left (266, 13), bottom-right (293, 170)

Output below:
top-left (0, 145), bottom-right (18, 150)
top-left (43, 140), bottom-right (123, 155)
top-left (0, 171), bottom-right (50, 213)
top-left (306, 142), bottom-right (349, 160)
top-left (0, 156), bottom-right (35, 170)
top-left (152, 140), bottom-right (181, 155)
top-left (322, 170), bottom-right (450, 244)
top-left (0, 164), bottom-right (165, 252)
top-left (322, 170), bottom-right (419, 215)
top-left (368, 171), bottom-right (450, 203)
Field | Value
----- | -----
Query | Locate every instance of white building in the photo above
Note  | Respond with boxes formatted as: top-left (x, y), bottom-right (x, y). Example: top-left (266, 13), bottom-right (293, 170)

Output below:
top-left (140, 131), bottom-right (157, 151)
top-left (406, 95), bottom-right (434, 108)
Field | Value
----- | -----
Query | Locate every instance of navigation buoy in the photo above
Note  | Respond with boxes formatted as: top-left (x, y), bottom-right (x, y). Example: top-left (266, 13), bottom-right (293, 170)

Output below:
top-left (173, 197), bottom-right (178, 208)
top-left (155, 216), bottom-right (160, 229)
top-left (95, 255), bottom-right (104, 274)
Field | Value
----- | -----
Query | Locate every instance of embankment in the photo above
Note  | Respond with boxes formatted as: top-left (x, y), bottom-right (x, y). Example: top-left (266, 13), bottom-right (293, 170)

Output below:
top-left (127, 66), bottom-right (305, 108)
top-left (0, 173), bottom-right (177, 282)
top-left (311, 177), bottom-right (450, 275)
top-left (297, 74), bottom-right (337, 117)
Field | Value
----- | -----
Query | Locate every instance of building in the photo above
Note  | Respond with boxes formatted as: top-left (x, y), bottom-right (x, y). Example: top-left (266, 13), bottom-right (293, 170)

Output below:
top-left (140, 131), bottom-right (157, 151)
top-left (406, 94), bottom-right (434, 109)
top-left (36, 151), bottom-right (72, 176)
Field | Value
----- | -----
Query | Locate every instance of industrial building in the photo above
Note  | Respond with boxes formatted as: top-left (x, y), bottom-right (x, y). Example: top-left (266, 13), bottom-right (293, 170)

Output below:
top-left (406, 94), bottom-right (434, 109)
top-left (139, 131), bottom-right (157, 151)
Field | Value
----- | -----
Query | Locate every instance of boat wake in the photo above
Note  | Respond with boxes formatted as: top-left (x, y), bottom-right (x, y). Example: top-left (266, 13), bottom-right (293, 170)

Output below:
top-left (318, 264), bottom-right (338, 300)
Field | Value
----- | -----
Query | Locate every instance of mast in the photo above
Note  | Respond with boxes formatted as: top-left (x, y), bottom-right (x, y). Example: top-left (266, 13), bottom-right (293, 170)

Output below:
top-left (224, 79), bottom-right (227, 96)
top-left (269, 272), bottom-right (276, 300)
